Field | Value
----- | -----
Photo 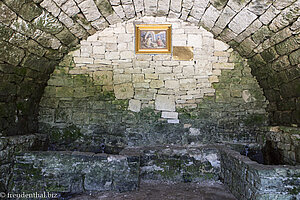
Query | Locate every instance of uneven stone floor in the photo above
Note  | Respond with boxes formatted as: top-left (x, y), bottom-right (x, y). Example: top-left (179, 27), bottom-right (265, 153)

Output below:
top-left (70, 181), bottom-right (237, 200)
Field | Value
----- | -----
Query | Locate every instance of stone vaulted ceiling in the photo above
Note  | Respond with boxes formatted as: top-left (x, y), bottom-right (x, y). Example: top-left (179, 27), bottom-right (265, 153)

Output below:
top-left (0, 0), bottom-right (299, 136)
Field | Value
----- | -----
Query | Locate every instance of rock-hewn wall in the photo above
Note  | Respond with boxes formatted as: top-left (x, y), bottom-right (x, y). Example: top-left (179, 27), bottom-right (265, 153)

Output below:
top-left (262, 126), bottom-right (300, 165)
top-left (220, 146), bottom-right (300, 200)
top-left (0, 0), bottom-right (299, 138)
top-left (38, 18), bottom-right (269, 149)
top-left (0, 134), bottom-right (47, 192)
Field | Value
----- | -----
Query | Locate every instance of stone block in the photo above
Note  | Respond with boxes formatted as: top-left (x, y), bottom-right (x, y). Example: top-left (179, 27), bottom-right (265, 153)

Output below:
top-left (0, 40), bottom-right (25, 66)
top-left (228, 8), bottom-right (257, 34)
top-left (61, 0), bottom-right (80, 17)
top-left (157, 0), bottom-right (169, 15)
top-left (113, 5), bottom-right (126, 19)
top-left (53, 0), bottom-right (68, 6)
top-left (145, 74), bottom-right (159, 79)
top-left (120, 51), bottom-right (134, 59)
top-left (214, 6), bottom-right (235, 29)
top-left (122, 4), bottom-right (135, 19)
top-left (200, 5), bottom-right (220, 30)
top-left (118, 34), bottom-right (132, 43)
top-left (161, 112), bottom-right (178, 119)
top-left (134, 61), bottom-right (150, 68)
top-left (128, 99), bottom-right (141, 112)
top-left (187, 34), bottom-right (202, 48)
top-left (91, 18), bottom-right (109, 30)
top-left (114, 83), bottom-right (134, 99)
top-left (190, 0), bottom-right (209, 19)
top-left (155, 95), bottom-right (175, 111)
top-left (135, 89), bottom-right (156, 100)
top-left (167, 119), bottom-right (180, 123)
top-left (183, 66), bottom-right (195, 76)
top-left (74, 57), bottom-right (94, 64)
top-left (214, 39), bottom-right (229, 51)
top-left (179, 79), bottom-right (196, 90)
top-left (133, 82), bottom-right (149, 88)
top-left (162, 61), bottom-right (180, 66)
top-left (144, 0), bottom-right (157, 15)
top-left (155, 67), bottom-right (172, 74)
top-left (113, 74), bottom-right (131, 84)
top-left (170, 0), bottom-right (181, 13)
top-left (209, 76), bottom-right (219, 83)
top-left (93, 45), bottom-right (105, 54)
top-left (34, 11), bottom-right (64, 34)
top-left (150, 80), bottom-right (164, 88)
top-left (0, 1), bottom-right (17, 26)
top-left (212, 63), bottom-right (235, 69)
top-left (165, 80), bottom-right (179, 89)
top-left (159, 74), bottom-right (175, 80)
top-left (133, 0), bottom-right (143, 13)
top-left (78, 0), bottom-right (102, 21)
top-left (259, 5), bottom-right (280, 25)
top-left (105, 52), bottom-right (120, 60)
top-left (93, 71), bottom-right (113, 85)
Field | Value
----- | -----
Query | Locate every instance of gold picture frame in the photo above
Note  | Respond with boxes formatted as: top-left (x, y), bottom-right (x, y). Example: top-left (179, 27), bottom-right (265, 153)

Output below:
top-left (135, 24), bottom-right (172, 54)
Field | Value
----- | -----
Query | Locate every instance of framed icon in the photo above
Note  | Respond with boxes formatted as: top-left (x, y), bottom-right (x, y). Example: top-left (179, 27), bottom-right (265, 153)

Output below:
top-left (135, 24), bottom-right (172, 54)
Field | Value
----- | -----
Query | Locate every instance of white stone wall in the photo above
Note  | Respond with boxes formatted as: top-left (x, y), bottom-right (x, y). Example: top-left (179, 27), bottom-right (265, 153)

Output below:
top-left (70, 16), bottom-right (232, 123)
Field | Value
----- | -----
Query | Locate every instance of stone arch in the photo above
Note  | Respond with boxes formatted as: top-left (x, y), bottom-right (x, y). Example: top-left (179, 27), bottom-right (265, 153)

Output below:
top-left (0, 0), bottom-right (299, 136)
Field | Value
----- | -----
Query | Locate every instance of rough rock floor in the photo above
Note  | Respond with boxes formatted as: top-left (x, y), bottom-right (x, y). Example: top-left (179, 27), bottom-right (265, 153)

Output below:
top-left (70, 180), bottom-right (237, 200)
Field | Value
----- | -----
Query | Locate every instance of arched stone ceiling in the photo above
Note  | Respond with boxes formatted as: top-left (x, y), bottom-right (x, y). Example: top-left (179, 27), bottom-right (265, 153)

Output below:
top-left (0, 0), bottom-right (299, 136)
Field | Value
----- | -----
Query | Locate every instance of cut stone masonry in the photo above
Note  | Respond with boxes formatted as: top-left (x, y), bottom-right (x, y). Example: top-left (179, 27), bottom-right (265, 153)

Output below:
top-left (71, 17), bottom-right (235, 123)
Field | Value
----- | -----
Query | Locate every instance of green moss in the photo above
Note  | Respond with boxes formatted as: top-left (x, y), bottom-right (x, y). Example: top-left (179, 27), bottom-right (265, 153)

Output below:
top-left (243, 114), bottom-right (267, 126)
top-left (98, 91), bottom-right (115, 101)
top-left (45, 183), bottom-right (69, 192)
top-left (95, 0), bottom-right (114, 16)
top-left (50, 125), bottom-right (82, 144)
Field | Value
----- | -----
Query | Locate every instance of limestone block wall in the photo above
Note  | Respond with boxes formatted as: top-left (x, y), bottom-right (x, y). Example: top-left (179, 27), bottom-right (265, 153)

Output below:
top-left (70, 16), bottom-right (233, 122)
top-left (38, 17), bottom-right (269, 149)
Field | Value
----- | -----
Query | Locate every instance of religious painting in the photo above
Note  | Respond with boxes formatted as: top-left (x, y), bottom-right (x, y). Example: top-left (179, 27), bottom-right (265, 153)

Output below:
top-left (135, 24), bottom-right (172, 54)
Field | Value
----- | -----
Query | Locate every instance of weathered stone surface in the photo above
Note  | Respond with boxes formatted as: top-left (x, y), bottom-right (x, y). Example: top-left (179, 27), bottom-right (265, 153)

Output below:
top-left (95, 0), bottom-right (114, 17)
top-left (190, 0), bottom-right (209, 19)
top-left (91, 17), bottom-right (109, 30)
top-left (200, 5), bottom-right (220, 30)
top-left (33, 11), bottom-right (64, 34)
top-left (170, 0), bottom-right (181, 13)
top-left (0, 40), bottom-right (25, 66)
top-left (155, 95), bottom-right (176, 111)
top-left (78, 0), bottom-right (102, 21)
top-left (144, 0), bottom-right (157, 15)
top-left (10, 17), bottom-right (36, 37)
top-left (36, 32), bottom-right (62, 49)
top-left (114, 83), bottom-right (134, 99)
top-left (61, 0), bottom-right (80, 17)
top-left (128, 99), bottom-right (141, 112)
top-left (123, 4), bottom-right (135, 19)
top-left (10, 151), bottom-right (140, 194)
top-left (40, 0), bottom-right (61, 17)
top-left (113, 5), bottom-right (126, 19)
top-left (248, 0), bottom-right (273, 15)
top-left (228, 8), bottom-right (257, 34)
top-left (0, 23), bottom-right (14, 41)
top-left (161, 111), bottom-right (178, 119)
top-left (114, 74), bottom-right (131, 84)
top-left (214, 6), bottom-right (235, 29)
top-left (53, 0), bottom-right (68, 6)
top-left (157, 0), bottom-right (169, 15)
top-left (19, 2), bottom-right (42, 21)
top-left (93, 71), bottom-right (113, 85)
